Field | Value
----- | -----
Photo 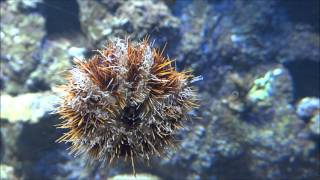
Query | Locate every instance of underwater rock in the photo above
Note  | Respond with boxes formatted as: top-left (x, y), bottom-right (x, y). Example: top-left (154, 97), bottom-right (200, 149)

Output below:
top-left (158, 122), bottom-right (217, 180)
top-left (175, 0), bottom-right (281, 69)
top-left (296, 97), bottom-right (320, 120)
top-left (143, 65), bottom-right (311, 179)
top-left (0, 92), bottom-right (58, 123)
top-left (175, 0), bottom-right (212, 67)
top-left (0, 0), bottom-right (45, 94)
top-left (0, 164), bottom-right (16, 180)
top-left (0, 121), bottom-right (23, 169)
top-left (0, 115), bottom-right (68, 180)
top-left (0, 92), bottom-right (61, 179)
top-left (26, 39), bottom-right (85, 92)
top-left (18, 0), bottom-right (42, 12)
top-left (0, 92), bottom-right (68, 180)
top-left (278, 25), bottom-right (320, 63)
top-left (0, 0), bottom-right (319, 179)
top-left (78, 0), bottom-right (180, 49)
top-left (173, 0), bottom-right (320, 93)
top-left (190, 65), bottom-right (319, 179)
top-left (221, 65), bottom-right (293, 122)
top-left (99, 0), bottom-right (126, 14)
top-left (116, 0), bottom-right (180, 46)
top-left (245, 71), bottom-right (317, 178)
top-left (151, 92), bottom-right (223, 180)
top-left (77, 0), bottom-right (114, 46)
top-left (309, 113), bottom-right (320, 135)
top-left (296, 97), bottom-right (320, 135)
top-left (0, 0), bottom-right (87, 94)
top-left (245, 104), bottom-right (318, 179)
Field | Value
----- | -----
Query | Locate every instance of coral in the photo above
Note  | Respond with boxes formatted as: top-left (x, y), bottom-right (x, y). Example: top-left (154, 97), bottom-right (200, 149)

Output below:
top-left (55, 38), bottom-right (198, 174)
top-left (247, 68), bottom-right (286, 106)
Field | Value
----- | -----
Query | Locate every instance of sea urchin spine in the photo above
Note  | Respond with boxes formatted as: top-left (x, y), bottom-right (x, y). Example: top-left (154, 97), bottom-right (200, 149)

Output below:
top-left (55, 38), bottom-right (198, 174)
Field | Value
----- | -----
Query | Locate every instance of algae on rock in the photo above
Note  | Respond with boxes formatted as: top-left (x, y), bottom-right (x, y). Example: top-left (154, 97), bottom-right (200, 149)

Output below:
top-left (0, 0), bottom-right (45, 94)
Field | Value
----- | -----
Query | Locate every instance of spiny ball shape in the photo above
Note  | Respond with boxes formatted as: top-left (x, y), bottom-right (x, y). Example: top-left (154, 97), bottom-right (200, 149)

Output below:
top-left (56, 38), bottom-right (198, 172)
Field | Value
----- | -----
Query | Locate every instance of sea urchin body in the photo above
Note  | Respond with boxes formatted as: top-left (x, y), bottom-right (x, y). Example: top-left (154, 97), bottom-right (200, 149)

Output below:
top-left (56, 38), bottom-right (198, 173)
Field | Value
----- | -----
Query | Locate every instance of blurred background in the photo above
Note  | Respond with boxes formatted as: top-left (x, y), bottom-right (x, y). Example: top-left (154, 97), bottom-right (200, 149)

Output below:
top-left (0, 0), bottom-right (319, 179)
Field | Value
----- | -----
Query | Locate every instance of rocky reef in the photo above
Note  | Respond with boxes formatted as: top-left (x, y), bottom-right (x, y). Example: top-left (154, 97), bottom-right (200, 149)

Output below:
top-left (1, 0), bottom-right (319, 180)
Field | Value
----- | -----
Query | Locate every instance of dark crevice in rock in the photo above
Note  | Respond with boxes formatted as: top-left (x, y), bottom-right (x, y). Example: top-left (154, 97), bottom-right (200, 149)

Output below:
top-left (0, 77), bottom-right (4, 90)
top-left (43, 0), bottom-right (82, 39)
top-left (26, 77), bottom-right (51, 92)
top-left (15, 114), bottom-right (67, 180)
top-left (0, 129), bottom-right (3, 162)
top-left (284, 60), bottom-right (320, 101)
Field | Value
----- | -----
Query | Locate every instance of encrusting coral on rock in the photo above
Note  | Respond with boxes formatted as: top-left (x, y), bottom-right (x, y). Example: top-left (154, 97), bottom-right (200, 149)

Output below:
top-left (55, 37), bottom-right (199, 174)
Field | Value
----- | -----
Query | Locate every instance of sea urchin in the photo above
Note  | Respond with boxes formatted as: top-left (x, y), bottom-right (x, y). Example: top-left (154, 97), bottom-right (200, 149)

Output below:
top-left (55, 38), bottom-right (198, 173)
